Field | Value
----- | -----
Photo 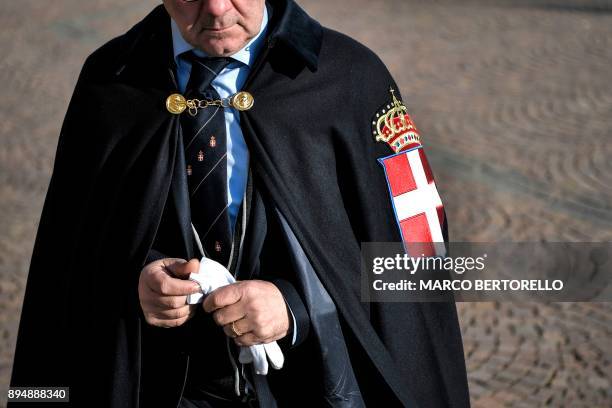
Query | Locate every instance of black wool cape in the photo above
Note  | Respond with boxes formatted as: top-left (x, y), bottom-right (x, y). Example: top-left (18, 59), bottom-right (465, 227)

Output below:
top-left (10, 1), bottom-right (470, 407)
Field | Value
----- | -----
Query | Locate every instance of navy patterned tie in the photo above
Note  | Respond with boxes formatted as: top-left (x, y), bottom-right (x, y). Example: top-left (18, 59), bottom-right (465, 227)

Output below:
top-left (180, 52), bottom-right (233, 265)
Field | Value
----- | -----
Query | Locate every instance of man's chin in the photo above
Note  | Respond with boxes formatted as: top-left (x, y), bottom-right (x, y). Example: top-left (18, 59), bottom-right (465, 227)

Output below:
top-left (195, 36), bottom-right (248, 57)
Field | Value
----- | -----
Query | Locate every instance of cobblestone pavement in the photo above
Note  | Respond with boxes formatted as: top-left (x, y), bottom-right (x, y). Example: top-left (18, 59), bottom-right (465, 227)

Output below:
top-left (1, 1), bottom-right (611, 406)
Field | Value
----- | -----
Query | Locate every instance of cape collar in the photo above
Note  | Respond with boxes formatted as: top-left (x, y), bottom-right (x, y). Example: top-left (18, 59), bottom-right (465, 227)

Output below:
top-left (266, 0), bottom-right (322, 71)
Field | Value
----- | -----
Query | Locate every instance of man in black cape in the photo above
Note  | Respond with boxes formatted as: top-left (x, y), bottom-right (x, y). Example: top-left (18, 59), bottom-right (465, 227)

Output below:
top-left (10, 0), bottom-right (470, 406)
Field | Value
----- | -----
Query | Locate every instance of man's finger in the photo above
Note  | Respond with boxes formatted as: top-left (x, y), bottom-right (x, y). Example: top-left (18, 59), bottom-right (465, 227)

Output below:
top-left (147, 316), bottom-right (190, 329)
top-left (165, 258), bottom-right (200, 279)
top-left (222, 317), bottom-right (251, 338)
top-left (203, 284), bottom-right (243, 313)
top-left (149, 271), bottom-right (201, 296)
top-left (151, 294), bottom-right (189, 310)
top-left (151, 305), bottom-right (192, 321)
top-left (234, 332), bottom-right (261, 347)
top-left (212, 302), bottom-right (246, 326)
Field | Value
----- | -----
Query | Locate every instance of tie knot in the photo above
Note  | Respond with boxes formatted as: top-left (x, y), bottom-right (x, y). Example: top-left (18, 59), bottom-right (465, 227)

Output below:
top-left (182, 51), bottom-right (233, 95)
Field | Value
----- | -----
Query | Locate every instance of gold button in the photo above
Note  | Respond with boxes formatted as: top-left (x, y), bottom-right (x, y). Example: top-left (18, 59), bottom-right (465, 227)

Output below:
top-left (231, 91), bottom-right (254, 111)
top-left (166, 93), bottom-right (187, 114)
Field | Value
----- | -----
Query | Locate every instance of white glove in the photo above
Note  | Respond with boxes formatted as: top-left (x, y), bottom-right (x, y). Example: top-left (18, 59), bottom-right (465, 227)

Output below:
top-left (238, 342), bottom-right (284, 374)
top-left (186, 257), bottom-right (285, 375)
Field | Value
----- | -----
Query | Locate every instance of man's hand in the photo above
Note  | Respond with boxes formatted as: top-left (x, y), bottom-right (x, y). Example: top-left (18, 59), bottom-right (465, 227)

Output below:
top-left (203, 280), bottom-right (290, 346)
top-left (138, 258), bottom-right (201, 328)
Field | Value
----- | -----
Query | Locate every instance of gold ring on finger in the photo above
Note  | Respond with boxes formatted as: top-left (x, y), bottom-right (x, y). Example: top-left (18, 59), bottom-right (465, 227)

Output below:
top-left (231, 320), bottom-right (243, 337)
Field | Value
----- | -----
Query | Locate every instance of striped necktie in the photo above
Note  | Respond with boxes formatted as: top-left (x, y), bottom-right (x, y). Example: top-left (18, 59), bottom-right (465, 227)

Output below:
top-left (180, 52), bottom-right (233, 266)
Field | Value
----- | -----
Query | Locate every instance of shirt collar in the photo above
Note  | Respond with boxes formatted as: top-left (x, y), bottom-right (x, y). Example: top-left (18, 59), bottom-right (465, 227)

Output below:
top-left (171, 6), bottom-right (269, 67)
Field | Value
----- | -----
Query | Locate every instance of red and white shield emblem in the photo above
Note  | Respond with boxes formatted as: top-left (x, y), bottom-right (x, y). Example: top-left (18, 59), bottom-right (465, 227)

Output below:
top-left (379, 146), bottom-right (446, 257)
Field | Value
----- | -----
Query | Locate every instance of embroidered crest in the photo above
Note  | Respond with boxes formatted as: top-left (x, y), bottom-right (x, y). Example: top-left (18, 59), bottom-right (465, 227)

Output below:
top-left (372, 88), bottom-right (421, 153)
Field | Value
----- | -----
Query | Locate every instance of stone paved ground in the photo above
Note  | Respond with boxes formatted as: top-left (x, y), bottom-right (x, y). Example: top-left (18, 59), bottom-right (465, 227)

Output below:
top-left (1, 0), bottom-right (611, 406)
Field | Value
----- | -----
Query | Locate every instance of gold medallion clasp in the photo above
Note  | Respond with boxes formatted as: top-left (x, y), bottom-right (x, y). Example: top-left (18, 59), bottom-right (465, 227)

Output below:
top-left (230, 91), bottom-right (254, 111)
top-left (166, 93), bottom-right (187, 114)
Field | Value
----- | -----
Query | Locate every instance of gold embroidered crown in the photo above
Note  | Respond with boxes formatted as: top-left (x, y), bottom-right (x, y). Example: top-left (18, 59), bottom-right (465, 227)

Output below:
top-left (373, 89), bottom-right (421, 153)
